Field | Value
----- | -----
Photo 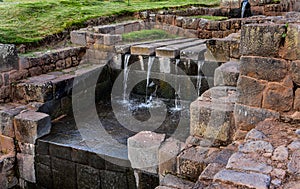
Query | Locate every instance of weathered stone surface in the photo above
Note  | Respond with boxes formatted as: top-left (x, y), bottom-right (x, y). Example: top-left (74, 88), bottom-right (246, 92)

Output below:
top-left (271, 145), bottom-right (289, 161)
top-left (100, 170), bottom-right (128, 189)
top-left (214, 61), bottom-right (239, 87)
top-left (271, 168), bottom-right (286, 180)
top-left (290, 60), bottom-right (300, 86)
top-left (158, 138), bottom-right (185, 177)
top-left (14, 111), bottom-right (51, 144)
top-left (0, 135), bottom-right (14, 154)
top-left (134, 169), bottom-right (159, 189)
top-left (206, 39), bottom-right (230, 62)
top-left (262, 82), bottom-right (293, 112)
top-left (226, 152), bottom-right (272, 174)
top-left (177, 147), bottom-right (208, 181)
top-left (240, 56), bottom-right (288, 82)
top-left (17, 153), bottom-right (35, 182)
top-left (288, 149), bottom-right (300, 175)
top-left (245, 129), bottom-right (266, 141)
top-left (236, 75), bottom-right (266, 107)
top-left (160, 174), bottom-right (194, 189)
top-left (294, 88), bottom-right (300, 111)
top-left (199, 163), bottom-right (224, 181)
top-left (0, 44), bottom-right (18, 72)
top-left (214, 169), bottom-right (271, 189)
top-left (240, 24), bottom-right (286, 57)
top-left (128, 131), bottom-right (165, 174)
top-left (70, 30), bottom-right (87, 46)
top-left (288, 141), bottom-right (300, 151)
top-left (77, 164), bottom-right (101, 189)
top-left (52, 157), bottom-right (76, 189)
top-left (279, 24), bottom-right (300, 60)
top-left (234, 103), bottom-right (280, 131)
top-left (190, 100), bottom-right (235, 146)
top-left (0, 154), bottom-right (17, 189)
top-left (239, 140), bottom-right (274, 154)
top-left (35, 163), bottom-right (52, 188)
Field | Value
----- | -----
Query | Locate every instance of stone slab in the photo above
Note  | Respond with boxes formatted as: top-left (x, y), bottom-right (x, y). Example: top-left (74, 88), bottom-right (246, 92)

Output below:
top-left (0, 44), bottom-right (18, 72)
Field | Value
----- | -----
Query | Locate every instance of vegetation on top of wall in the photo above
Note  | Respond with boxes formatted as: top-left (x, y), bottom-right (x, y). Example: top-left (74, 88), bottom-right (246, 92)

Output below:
top-left (0, 0), bottom-right (219, 44)
top-left (191, 15), bottom-right (228, 21)
top-left (122, 29), bottom-right (178, 42)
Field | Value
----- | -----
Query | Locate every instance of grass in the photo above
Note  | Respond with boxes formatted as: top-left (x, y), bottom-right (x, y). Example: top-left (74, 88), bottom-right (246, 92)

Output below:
top-left (122, 29), bottom-right (178, 43)
top-left (0, 0), bottom-right (219, 44)
top-left (191, 15), bottom-right (228, 21)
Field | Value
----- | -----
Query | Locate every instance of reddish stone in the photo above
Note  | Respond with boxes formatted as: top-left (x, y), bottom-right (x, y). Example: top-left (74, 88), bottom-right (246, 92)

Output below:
top-left (290, 60), bottom-right (300, 86)
top-left (294, 88), bottom-right (300, 111)
top-left (262, 82), bottom-right (293, 112)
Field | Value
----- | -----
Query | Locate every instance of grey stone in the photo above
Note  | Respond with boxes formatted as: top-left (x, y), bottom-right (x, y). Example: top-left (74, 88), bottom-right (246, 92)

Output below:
top-left (226, 152), bottom-right (272, 174)
top-left (14, 111), bottom-right (51, 144)
top-left (199, 163), bottom-right (225, 181)
top-left (288, 141), bottom-right (300, 151)
top-left (17, 153), bottom-right (35, 183)
top-left (271, 179), bottom-right (282, 186)
top-left (52, 157), bottom-right (76, 189)
top-left (214, 61), bottom-right (239, 87)
top-left (100, 170), bottom-right (128, 189)
top-left (296, 129), bottom-right (300, 136)
top-left (77, 164), bottom-right (101, 189)
top-left (160, 174), bottom-right (194, 189)
top-left (271, 168), bottom-right (286, 180)
top-left (288, 150), bottom-right (300, 175)
top-left (245, 129), bottom-right (267, 141)
top-left (214, 169), bottom-right (271, 189)
top-left (35, 163), bottom-right (52, 189)
top-left (70, 30), bottom-right (87, 46)
top-left (128, 131), bottom-right (165, 174)
top-left (239, 140), bottom-right (274, 153)
top-left (271, 145), bottom-right (289, 161)
top-left (0, 44), bottom-right (18, 72)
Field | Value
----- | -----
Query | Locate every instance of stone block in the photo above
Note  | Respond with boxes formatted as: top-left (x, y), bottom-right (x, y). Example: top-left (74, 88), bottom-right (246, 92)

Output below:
top-left (17, 153), bottom-right (35, 183)
top-left (35, 163), bottom-right (52, 188)
top-left (49, 143), bottom-right (72, 161)
top-left (52, 157), bottom-right (76, 189)
top-left (94, 25), bottom-right (116, 34)
top-left (14, 111), bottom-right (51, 144)
top-left (236, 75), bottom-right (266, 107)
top-left (177, 147), bottom-right (208, 181)
top-left (128, 131), bottom-right (165, 174)
top-left (158, 138), bottom-right (185, 177)
top-left (279, 24), bottom-right (300, 60)
top-left (239, 140), bottom-right (274, 153)
top-left (240, 56), bottom-right (288, 82)
top-left (100, 170), bottom-right (128, 189)
top-left (18, 142), bottom-right (35, 155)
top-left (199, 163), bottom-right (224, 181)
top-left (134, 169), bottom-right (159, 189)
top-left (294, 88), bottom-right (300, 111)
top-left (77, 164), bottom-right (101, 189)
top-left (287, 149), bottom-right (300, 175)
top-left (234, 103), bottom-right (280, 131)
top-left (0, 44), bottom-right (18, 72)
top-left (160, 174), bottom-right (194, 189)
top-left (70, 30), bottom-right (87, 46)
top-left (271, 145), bottom-right (289, 161)
top-left (190, 100), bottom-right (235, 146)
top-left (206, 39), bottom-right (230, 62)
top-left (182, 18), bottom-right (200, 30)
top-left (214, 61), bottom-right (239, 87)
top-left (290, 60), bottom-right (300, 86)
top-left (214, 169), bottom-right (271, 189)
top-left (262, 82), bottom-right (293, 112)
top-left (0, 135), bottom-right (14, 154)
top-left (240, 24), bottom-right (286, 57)
top-left (226, 152), bottom-right (272, 174)
top-left (220, 0), bottom-right (240, 8)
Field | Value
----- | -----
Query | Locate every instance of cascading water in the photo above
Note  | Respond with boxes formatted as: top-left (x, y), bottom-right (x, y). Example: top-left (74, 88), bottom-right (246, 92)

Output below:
top-left (139, 55), bottom-right (145, 71)
top-left (145, 56), bottom-right (155, 104)
top-left (196, 60), bottom-right (205, 96)
top-left (123, 54), bottom-right (131, 103)
top-left (171, 59), bottom-right (182, 111)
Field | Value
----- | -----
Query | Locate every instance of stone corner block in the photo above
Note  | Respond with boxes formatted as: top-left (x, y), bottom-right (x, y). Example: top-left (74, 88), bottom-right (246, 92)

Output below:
top-left (14, 111), bottom-right (51, 144)
top-left (70, 30), bottom-right (87, 46)
top-left (17, 153), bottom-right (36, 183)
top-left (214, 61), bottom-right (240, 87)
top-left (0, 44), bottom-right (19, 72)
top-left (128, 131), bottom-right (166, 174)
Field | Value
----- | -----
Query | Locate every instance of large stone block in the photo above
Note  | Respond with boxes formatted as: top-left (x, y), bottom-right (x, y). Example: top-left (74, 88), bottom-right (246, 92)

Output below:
top-left (0, 154), bottom-right (17, 189)
top-left (214, 169), bottom-right (271, 189)
top-left (0, 44), bottom-right (18, 72)
top-left (128, 131), bottom-right (165, 174)
top-left (206, 39), bottom-right (230, 62)
top-left (0, 135), bottom-right (14, 154)
top-left (236, 75), bottom-right (266, 107)
top-left (77, 164), bottom-right (101, 189)
top-left (70, 30), bottom-right (87, 46)
top-left (290, 60), bottom-right (300, 86)
top-left (177, 147), bottom-right (208, 181)
top-left (35, 163), bottom-right (52, 188)
top-left (17, 153), bottom-right (35, 183)
top-left (279, 24), bottom-right (300, 60)
top-left (240, 56), bottom-right (288, 82)
top-left (52, 157), bottom-right (76, 189)
top-left (158, 138), bottom-right (185, 177)
top-left (14, 111), bottom-right (51, 144)
top-left (240, 24), bottom-right (286, 57)
top-left (100, 170), bottom-right (128, 189)
top-left (262, 82), bottom-right (293, 112)
top-left (214, 61), bottom-right (239, 87)
top-left (234, 103), bottom-right (280, 131)
top-left (190, 100), bottom-right (235, 146)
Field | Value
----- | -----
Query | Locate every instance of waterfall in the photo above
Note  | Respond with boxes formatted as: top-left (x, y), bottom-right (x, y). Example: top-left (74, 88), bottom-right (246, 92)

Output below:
top-left (123, 54), bottom-right (131, 102)
top-left (196, 60), bottom-right (205, 96)
top-left (139, 55), bottom-right (145, 71)
top-left (173, 59), bottom-right (182, 111)
top-left (145, 56), bottom-right (155, 103)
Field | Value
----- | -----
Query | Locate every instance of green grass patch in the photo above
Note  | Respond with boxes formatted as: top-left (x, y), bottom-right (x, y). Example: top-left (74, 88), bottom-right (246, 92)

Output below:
top-left (191, 15), bottom-right (228, 21)
top-left (122, 29), bottom-right (178, 42)
top-left (0, 0), bottom-right (219, 44)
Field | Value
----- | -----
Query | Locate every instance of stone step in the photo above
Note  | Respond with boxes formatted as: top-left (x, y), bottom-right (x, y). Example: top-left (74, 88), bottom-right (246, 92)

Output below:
top-left (131, 38), bottom-right (197, 56)
top-left (180, 43), bottom-right (207, 61)
top-left (156, 39), bottom-right (206, 58)
top-left (159, 174), bottom-right (194, 189)
top-left (214, 61), bottom-right (240, 87)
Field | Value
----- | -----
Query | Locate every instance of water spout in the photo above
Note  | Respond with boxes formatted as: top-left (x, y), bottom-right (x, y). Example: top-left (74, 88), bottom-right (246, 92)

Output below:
top-left (145, 56), bottom-right (155, 103)
top-left (123, 54), bottom-right (131, 102)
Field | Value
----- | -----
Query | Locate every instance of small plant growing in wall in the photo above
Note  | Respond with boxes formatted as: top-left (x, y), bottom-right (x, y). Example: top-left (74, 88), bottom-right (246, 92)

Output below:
top-left (280, 22), bottom-right (289, 46)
